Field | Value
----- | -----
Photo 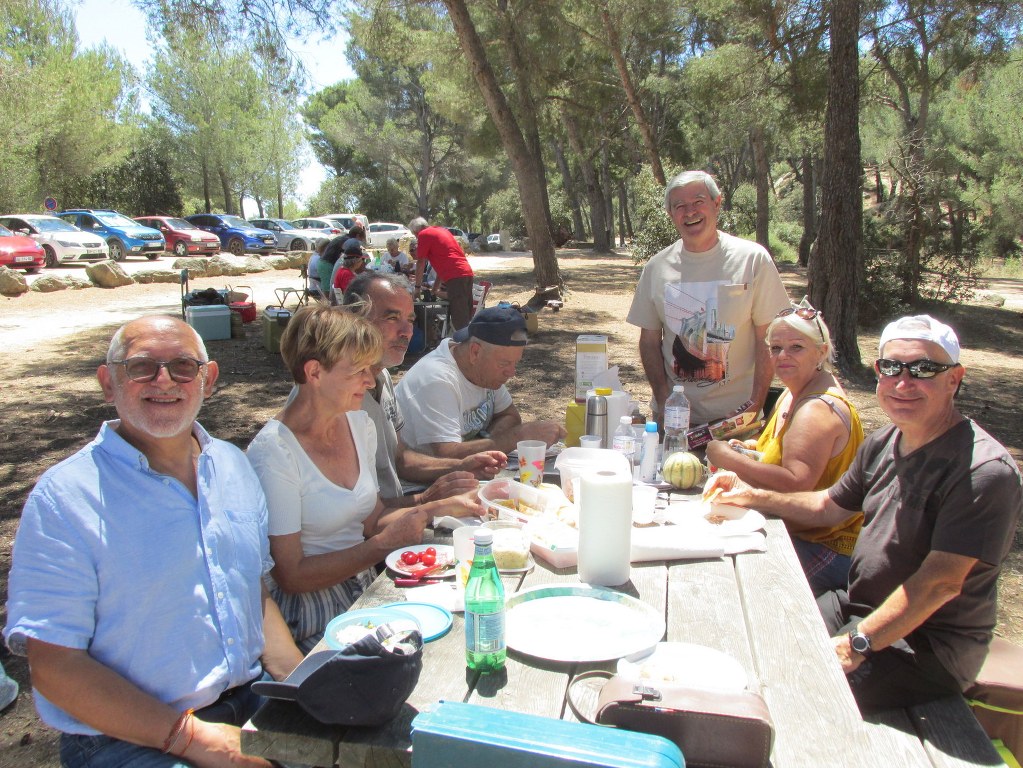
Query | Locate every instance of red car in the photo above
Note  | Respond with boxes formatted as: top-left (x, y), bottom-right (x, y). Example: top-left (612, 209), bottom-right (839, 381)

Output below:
top-left (0, 223), bottom-right (45, 273)
top-left (134, 216), bottom-right (222, 258)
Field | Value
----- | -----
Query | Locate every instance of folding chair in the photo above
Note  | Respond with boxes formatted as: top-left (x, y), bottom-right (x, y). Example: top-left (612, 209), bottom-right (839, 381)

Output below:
top-left (274, 263), bottom-right (313, 308)
top-left (471, 280), bottom-right (493, 318)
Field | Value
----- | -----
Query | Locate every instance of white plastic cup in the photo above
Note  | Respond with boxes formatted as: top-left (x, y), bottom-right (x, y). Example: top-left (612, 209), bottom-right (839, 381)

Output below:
top-left (631, 485), bottom-right (658, 526)
top-left (453, 525), bottom-right (481, 562)
top-left (579, 435), bottom-right (602, 449)
top-left (517, 440), bottom-right (547, 487)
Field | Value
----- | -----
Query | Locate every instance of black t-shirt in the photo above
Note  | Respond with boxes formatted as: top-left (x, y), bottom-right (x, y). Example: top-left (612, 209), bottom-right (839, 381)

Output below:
top-left (829, 420), bottom-right (1022, 687)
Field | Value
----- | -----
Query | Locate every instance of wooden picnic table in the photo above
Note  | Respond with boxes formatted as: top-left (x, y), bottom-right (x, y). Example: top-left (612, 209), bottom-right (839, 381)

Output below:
top-left (242, 499), bottom-right (1004, 768)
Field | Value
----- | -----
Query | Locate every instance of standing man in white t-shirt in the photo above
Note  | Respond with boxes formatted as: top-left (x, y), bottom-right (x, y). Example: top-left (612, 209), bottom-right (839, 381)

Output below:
top-left (627, 170), bottom-right (790, 426)
top-left (395, 307), bottom-right (565, 458)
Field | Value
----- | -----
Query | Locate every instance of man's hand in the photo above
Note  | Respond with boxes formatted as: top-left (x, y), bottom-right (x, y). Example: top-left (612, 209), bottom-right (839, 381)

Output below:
top-left (515, 420), bottom-right (566, 447)
top-left (184, 719), bottom-right (272, 767)
top-left (419, 471), bottom-right (480, 505)
top-left (702, 471), bottom-right (752, 504)
top-left (832, 634), bottom-right (865, 675)
top-left (374, 508), bottom-right (429, 550)
top-left (457, 450), bottom-right (508, 479)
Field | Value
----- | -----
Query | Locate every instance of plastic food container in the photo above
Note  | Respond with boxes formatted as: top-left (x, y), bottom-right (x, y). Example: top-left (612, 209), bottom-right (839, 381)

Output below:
top-left (553, 447), bottom-right (631, 502)
top-left (482, 520), bottom-right (531, 570)
top-left (477, 478), bottom-right (567, 524)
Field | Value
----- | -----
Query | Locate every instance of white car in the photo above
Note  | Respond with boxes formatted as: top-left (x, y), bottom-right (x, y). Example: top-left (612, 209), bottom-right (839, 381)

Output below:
top-left (366, 222), bottom-right (412, 248)
top-left (318, 212), bottom-right (369, 232)
top-left (486, 233), bottom-right (502, 248)
top-left (0, 213), bottom-right (109, 268)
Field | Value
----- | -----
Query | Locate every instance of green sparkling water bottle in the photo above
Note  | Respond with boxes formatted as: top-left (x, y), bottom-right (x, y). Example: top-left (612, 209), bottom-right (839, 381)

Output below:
top-left (464, 529), bottom-right (506, 674)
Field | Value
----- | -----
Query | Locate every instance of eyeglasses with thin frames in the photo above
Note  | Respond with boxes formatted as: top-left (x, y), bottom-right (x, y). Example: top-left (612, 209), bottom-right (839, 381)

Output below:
top-left (109, 356), bottom-right (206, 383)
top-left (875, 358), bottom-right (960, 380)
top-left (776, 307), bottom-right (825, 343)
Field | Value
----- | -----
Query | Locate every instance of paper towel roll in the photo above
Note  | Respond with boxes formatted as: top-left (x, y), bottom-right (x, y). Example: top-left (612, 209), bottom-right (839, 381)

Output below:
top-left (577, 470), bottom-right (632, 586)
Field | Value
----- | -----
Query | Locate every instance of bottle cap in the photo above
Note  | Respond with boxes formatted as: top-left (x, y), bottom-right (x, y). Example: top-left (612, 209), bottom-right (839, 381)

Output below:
top-left (595, 387), bottom-right (613, 395)
top-left (619, 416), bottom-right (631, 425)
top-left (645, 422), bottom-right (658, 432)
top-left (673, 384), bottom-right (684, 392)
top-left (473, 529), bottom-right (493, 546)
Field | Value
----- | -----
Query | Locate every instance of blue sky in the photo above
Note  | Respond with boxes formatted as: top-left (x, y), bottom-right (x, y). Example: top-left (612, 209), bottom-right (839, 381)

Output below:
top-left (73, 0), bottom-right (355, 203)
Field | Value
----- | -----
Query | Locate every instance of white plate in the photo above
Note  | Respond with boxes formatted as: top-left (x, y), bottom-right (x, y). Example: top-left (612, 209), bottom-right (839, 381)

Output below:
top-left (385, 544), bottom-right (456, 577)
top-left (617, 642), bottom-right (748, 692)
top-left (506, 584), bottom-right (665, 662)
top-left (663, 501), bottom-right (766, 536)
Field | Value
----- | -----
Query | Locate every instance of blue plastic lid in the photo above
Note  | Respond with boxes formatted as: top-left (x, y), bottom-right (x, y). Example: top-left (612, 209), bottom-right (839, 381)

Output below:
top-left (645, 422), bottom-right (658, 432)
top-left (323, 606), bottom-right (419, 650)
top-left (379, 601), bottom-right (453, 642)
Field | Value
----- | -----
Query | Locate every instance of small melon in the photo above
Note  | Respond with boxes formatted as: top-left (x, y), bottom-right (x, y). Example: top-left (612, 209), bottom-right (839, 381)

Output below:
top-left (662, 451), bottom-right (706, 490)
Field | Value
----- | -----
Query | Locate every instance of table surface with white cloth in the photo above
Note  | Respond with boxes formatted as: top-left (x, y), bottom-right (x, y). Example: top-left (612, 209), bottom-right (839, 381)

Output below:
top-left (242, 487), bottom-right (1004, 768)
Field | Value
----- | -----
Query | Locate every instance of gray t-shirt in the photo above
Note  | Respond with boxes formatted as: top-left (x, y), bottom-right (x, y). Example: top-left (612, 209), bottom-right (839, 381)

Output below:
top-left (829, 420), bottom-right (1022, 688)
top-left (362, 369), bottom-right (404, 500)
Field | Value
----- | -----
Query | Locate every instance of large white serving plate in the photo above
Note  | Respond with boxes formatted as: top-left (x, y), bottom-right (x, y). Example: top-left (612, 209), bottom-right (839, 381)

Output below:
top-left (664, 500), bottom-right (766, 536)
top-left (505, 584), bottom-right (665, 663)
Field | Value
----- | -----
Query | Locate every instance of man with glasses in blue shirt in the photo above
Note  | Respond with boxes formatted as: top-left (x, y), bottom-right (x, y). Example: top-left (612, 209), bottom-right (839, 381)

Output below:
top-left (5, 315), bottom-right (303, 767)
top-left (712, 315), bottom-right (1021, 711)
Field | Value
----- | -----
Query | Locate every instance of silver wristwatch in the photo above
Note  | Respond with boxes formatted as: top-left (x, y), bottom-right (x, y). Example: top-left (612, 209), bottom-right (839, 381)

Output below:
top-left (849, 628), bottom-right (873, 657)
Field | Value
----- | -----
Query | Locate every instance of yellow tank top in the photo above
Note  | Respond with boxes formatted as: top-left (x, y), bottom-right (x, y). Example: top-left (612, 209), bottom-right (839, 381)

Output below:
top-left (755, 388), bottom-right (864, 555)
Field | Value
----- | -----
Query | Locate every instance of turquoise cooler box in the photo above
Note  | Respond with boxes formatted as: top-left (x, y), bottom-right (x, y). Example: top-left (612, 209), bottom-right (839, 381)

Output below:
top-left (411, 701), bottom-right (684, 768)
top-left (186, 305), bottom-right (231, 341)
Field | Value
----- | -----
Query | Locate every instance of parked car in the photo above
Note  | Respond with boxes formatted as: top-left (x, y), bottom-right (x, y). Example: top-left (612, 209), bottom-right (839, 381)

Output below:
top-left (183, 213), bottom-right (276, 256)
top-left (445, 227), bottom-right (466, 240)
top-left (0, 214), bottom-right (108, 267)
top-left (133, 216), bottom-right (221, 258)
top-left (366, 222), bottom-right (412, 248)
top-left (249, 218), bottom-right (329, 251)
top-left (486, 233), bottom-right (502, 248)
top-left (0, 223), bottom-right (46, 273)
top-left (290, 217), bottom-right (346, 236)
top-left (57, 209), bottom-right (164, 262)
top-left (318, 212), bottom-right (369, 232)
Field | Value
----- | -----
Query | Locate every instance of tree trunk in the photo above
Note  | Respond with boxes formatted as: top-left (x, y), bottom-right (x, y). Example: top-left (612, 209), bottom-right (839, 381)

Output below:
top-left (618, 182), bottom-right (628, 246)
top-left (443, 0), bottom-right (561, 298)
top-left (751, 125), bottom-right (771, 252)
top-left (797, 153), bottom-right (817, 267)
top-left (553, 139), bottom-right (586, 240)
top-left (218, 168), bottom-right (233, 214)
top-left (201, 158), bottom-right (212, 213)
top-left (562, 105), bottom-right (608, 251)
top-left (277, 174), bottom-right (284, 217)
top-left (601, 141), bottom-right (614, 248)
top-left (599, 2), bottom-right (665, 186)
top-left (808, 0), bottom-right (862, 376)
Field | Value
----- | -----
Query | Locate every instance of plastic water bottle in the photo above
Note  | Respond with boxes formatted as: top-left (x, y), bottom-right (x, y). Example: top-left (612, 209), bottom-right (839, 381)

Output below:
top-left (464, 529), bottom-right (506, 674)
top-left (639, 422), bottom-right (660, 483)
top-left (612, 416), bottom-right (637, 475)
top-left (662, 384), bottom-right (690, 461)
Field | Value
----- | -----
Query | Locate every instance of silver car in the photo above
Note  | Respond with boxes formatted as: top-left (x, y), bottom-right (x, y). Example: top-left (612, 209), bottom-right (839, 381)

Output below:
top-left (0, 214), bottom-right (109, 268)
top-left (249, 218), bottom-right (329, 251)
top-left (366, 222), bottom-right (412, 248)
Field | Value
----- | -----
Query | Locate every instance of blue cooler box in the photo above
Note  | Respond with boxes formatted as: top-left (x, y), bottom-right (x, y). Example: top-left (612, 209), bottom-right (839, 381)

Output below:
top-left (186, 305), bottom-right (231, 341)
top-left (411, 701), bottom-right (684, 768)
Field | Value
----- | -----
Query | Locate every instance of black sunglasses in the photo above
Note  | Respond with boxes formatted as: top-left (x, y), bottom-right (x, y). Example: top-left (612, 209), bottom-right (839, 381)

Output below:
top-left (777, 307), bottom-right (825, 343)
top-left (109, 356), bottom-right (206, 383)
top-left (875, 358), bottom-right (960, 379)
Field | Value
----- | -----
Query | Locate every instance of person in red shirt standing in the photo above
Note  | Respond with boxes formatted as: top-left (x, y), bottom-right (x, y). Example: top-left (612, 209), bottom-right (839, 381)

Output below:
top-left (409, 217), bottom-right (475, 331)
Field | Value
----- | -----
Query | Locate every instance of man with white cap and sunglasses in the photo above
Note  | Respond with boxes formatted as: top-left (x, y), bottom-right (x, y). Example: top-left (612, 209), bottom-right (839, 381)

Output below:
top-left (713, 314), bottom-right (1021, 710)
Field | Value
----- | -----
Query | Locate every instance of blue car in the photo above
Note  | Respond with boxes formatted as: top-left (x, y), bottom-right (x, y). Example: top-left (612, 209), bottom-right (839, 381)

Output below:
top-left (184, 213), bottom-right (277, 256)
top-left (57, 209), bottom-right (164, 262)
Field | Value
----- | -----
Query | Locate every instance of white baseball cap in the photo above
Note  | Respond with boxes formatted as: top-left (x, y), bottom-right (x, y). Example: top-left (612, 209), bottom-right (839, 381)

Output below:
top-left (878, 315), bottom-right (960, 363)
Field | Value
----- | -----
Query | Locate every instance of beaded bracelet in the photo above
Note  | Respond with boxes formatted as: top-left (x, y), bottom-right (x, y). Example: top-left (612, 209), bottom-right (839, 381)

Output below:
top-left (161, 708), bottom-right (194, 754)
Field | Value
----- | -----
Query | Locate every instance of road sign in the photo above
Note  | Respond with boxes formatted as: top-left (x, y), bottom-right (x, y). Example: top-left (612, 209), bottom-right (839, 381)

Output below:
top-left (44, 197), bottom-right (57, 212)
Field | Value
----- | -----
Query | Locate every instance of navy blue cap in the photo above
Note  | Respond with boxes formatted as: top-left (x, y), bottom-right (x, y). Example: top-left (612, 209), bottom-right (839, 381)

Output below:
top-left (453, 306), bottom-right (528, 346)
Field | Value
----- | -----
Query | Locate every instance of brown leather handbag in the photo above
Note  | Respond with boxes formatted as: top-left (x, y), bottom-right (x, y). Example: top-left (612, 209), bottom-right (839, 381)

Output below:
top-left (568, 671), bottom-right (774, 768)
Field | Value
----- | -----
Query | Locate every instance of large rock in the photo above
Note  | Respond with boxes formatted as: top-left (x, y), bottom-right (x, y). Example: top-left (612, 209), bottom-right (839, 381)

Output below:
top-left (208, 254), bottom-right (249, 276)
top-left (263, 255), bottom-right (293, 271)
top-left (172, 258), bottom-right (210, 276)
top-left (0, 267), bottom-right (29, 296)
top-left (134, 270), bottom-right (181, 284)
top-left (86, 260), bottom-right (134, 288)
top-left (241, 256), bottom-right (271, 273)
top-left (65, 276), bottom-right (94, 290)
top-left (29, 275), bottom-right (69, 292)
top-left (281, 251), bottom-right (310, 268)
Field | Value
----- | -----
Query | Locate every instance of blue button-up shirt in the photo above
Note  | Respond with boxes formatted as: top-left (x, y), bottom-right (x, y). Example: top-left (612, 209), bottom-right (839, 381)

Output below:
top-left (4, 421), bottom-right (271, 734)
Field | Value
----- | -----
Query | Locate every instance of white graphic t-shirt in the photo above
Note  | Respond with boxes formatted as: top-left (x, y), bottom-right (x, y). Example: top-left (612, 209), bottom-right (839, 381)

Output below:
top-left (627, 232), bottom-right (789, 424)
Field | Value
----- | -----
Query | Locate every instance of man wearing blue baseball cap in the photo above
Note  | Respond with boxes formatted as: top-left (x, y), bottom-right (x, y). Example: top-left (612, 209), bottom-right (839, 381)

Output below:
top-left (712, 314), bottom-right (1022, 711)
top-left (395, 307), bottom-right (565, 458)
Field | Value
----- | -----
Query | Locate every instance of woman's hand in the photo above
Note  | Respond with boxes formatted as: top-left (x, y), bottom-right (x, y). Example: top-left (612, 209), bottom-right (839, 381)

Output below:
top-left (373, 508), bottom-right (429, 551)
top-left (705, 440), bottom-right (736, 470)
top-left (419, 471), bottom-right (479, 504)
